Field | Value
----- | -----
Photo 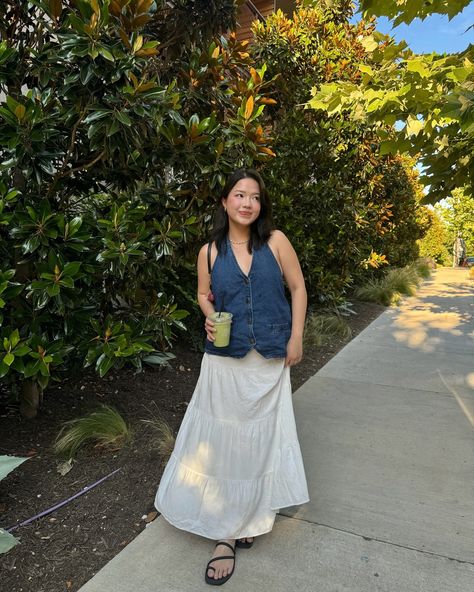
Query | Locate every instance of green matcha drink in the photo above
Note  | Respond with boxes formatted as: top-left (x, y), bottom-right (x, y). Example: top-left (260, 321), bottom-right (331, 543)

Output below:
top-left (209, 312), bottom-right (233, 347)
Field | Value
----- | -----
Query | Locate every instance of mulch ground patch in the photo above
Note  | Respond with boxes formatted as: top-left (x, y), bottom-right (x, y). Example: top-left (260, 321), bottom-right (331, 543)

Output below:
top-left (0, 301), bottom-right (384, 592)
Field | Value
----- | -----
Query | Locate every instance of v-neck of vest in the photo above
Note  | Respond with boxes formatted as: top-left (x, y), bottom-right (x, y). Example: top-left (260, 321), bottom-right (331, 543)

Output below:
top-left (227, 237), bottom-right (253, 278)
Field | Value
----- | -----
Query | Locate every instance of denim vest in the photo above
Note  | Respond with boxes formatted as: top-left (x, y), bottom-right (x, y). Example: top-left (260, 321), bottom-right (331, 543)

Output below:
top-left (205, 238), bottom-right (292, 359)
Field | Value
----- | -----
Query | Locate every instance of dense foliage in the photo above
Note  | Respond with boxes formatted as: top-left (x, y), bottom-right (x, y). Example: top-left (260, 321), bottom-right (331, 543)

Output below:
top-left (0, 0), bottom-right (430, 416)
top-left (252, 3), bottom-right (425, 305)
top-left (435, 189), bottom-right (474, 255)
top-left (309, 1), bottom-right (474, 204)
top-left (0, 0), bottom-right (274, 415)
top-left (417, 208), bottom-right (451, 265)
top-left (359, 0), bottom-right (472, 24)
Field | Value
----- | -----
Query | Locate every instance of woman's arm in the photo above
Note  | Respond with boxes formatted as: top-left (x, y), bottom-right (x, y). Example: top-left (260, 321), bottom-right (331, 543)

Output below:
top-left (197, 243), bottom-right (217, 341)
top-left (270, 230), bottom-right (307, 367)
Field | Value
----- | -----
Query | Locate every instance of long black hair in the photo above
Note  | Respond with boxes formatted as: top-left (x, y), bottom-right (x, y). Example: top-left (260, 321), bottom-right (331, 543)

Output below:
top-left (210, 169), bottom-right (274, 254)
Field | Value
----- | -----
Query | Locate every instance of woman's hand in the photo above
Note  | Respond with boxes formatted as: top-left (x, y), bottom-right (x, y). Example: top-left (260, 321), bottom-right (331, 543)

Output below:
top-left (285, 335), bottom-right (303, 367)
top-left (205, 317), bottom-right (216, 342)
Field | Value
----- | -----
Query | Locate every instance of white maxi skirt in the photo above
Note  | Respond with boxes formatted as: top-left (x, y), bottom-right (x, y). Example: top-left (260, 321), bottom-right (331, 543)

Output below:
top-left (155, 349), bottom-right (309, 540)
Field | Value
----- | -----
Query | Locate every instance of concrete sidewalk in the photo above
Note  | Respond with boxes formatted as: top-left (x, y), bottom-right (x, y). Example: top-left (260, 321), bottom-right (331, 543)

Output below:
top-left (79, 267), bottom-right (474, 592)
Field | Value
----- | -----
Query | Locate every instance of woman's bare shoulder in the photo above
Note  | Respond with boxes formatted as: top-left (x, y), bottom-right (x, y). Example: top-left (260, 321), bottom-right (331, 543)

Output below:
top-left (198, 241), bottom-right (219, 271)
top-left (269, 229), bottom-right (290, 245)
top-left (199, 240), bottom-right (217, 254)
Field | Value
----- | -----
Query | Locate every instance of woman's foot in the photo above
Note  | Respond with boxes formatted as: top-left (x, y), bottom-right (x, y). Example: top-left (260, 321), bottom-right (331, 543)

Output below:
top-left (236, 537), bottom-right (254, 548)
top-left (205, 539), bottom-right (236, 585)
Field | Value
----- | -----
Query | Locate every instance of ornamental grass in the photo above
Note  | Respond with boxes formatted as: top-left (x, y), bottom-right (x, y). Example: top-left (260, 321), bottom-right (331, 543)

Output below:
top-left (141, 416), bottom-right (176, 466)
top-left (54, 405), bottom-right (131, 459)
top-left (304, 313), bottom-right (352, 347)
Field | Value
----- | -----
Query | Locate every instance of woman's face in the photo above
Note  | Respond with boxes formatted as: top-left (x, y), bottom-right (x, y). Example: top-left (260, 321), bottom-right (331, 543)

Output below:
top-left (222, 178), bottom-right (261, 227)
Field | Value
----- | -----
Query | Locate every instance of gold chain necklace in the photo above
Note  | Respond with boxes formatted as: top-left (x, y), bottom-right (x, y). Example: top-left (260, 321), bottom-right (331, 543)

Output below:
top-left (229, 238), bottom-right (250, 245)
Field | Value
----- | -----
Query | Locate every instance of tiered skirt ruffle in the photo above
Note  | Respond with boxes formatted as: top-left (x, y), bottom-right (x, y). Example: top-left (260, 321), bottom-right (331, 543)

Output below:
top-left (155, 349), bottom-right (309, 540)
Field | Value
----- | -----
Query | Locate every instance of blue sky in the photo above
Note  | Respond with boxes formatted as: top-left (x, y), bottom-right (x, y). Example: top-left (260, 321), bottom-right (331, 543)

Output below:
top-left (353, 4), bottom-right (474, 54)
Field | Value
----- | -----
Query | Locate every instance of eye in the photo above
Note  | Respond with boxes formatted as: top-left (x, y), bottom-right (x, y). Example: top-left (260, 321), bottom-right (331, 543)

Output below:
top-left (252, 195), bottom-right (260, 201)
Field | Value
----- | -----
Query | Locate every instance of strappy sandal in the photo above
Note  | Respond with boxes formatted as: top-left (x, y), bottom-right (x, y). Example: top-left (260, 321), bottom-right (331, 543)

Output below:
top-left (235, 537), bottom-right (254, 549)
top-left (205, 541), bottom-right (236, 586)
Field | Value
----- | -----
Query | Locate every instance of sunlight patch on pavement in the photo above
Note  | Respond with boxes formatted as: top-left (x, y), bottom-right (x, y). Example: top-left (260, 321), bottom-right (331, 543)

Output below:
top-left (390, 308), bottom-right (468, 352)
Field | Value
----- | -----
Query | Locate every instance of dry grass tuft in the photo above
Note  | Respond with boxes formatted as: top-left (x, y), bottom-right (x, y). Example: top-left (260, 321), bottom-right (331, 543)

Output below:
top-left (141, 417), bottom-right (176, 466)
top-left (54, 405), bottom-right (131, 459)
top-left (411, 259), bottom-right (432, 279)
top-left (304, 313), bottom-right (352, 347)
top-left (385, 267), bottom-right (419, 297)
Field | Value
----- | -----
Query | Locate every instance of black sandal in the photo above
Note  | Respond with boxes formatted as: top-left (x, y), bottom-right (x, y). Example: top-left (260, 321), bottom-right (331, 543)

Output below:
top-left (205, 541), bottom-right (236, 586)
top-left (235, 537), bottom-right (254, 549)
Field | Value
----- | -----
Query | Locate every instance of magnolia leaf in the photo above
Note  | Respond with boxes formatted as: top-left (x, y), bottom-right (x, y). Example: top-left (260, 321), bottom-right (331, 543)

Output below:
top-left (10, 329), bottom-right (20, 348)
top-left (244, 96), bottom-right (254, 120)
top-left (15, 104), bottom-right (26, 121)
top-left (3, 352), bottom-right (14, 366)
top-left (116, 111), bottom-right (132, 126)
top-left (62, 262), bottom-right (82, 277)
top-left (0, 455), bottom-right (28, 480)
top-left (49, 0), bottom-right (63, 20)
top-left (259, 97), bottom-right (277, 105)
top-left (250, 67), bottom-right (261, 86)
top-left (46, 283), bottom-right (60, 297)
top-left (259, 146), bottom-right (276, 157)
top-left (135, 47), bottom-right (159, 57)
top-left (0, 528), bottom-right (20, 554)
top-left (133, 35), bottom-right (144, 53)
top-left (99, 47), bottom-right (114, 62)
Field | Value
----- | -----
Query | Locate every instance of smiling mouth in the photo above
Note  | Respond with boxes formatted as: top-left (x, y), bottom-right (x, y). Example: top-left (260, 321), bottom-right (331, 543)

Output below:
top-left (239, 211), bottom-right (252, 216)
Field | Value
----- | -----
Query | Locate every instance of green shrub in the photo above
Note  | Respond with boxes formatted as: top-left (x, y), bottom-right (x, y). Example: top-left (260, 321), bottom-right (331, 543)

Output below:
top-left (385, 267), bottom-right (419, 297)
top-left (0, 2), bottom-right (274, 416)
top-left (355, 264), bottom-right (424, 306)
top-left (304, 313), bottom-right (352, 346)
top-left (355, 279), bottom-right (400, 306)
top-left (411, 259), bottom-right (432, 279)
top-left (252, 6), bottom-right (426, 306)
top-left (54, 405), bottom-right (131, 459)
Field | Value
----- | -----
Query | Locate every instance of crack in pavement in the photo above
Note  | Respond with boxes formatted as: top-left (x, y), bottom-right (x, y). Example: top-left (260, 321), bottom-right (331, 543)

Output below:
top-left (277, 513), bottom-right (474, 566)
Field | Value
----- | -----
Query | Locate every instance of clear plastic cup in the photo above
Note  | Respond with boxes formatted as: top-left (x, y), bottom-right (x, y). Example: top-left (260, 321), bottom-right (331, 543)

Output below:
top-left (209, 312), bottom-right (233, 347)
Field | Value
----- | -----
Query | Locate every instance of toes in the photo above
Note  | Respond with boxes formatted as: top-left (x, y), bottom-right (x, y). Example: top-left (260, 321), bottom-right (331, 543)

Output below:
top-left (214, 565), bottom-right (222, 579)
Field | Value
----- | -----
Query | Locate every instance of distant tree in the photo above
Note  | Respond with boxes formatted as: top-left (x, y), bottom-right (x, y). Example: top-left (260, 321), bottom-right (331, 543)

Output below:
top-left (358, 0), bottom-right (472, 24)
top-left (252, 3), bottom-right (425, 304)
top-left (435, 189), bottom-right (474, 255)
top-left (417, 207), bottom-right (451, 265)
top-left (308, 0), bottom-right (474, 203)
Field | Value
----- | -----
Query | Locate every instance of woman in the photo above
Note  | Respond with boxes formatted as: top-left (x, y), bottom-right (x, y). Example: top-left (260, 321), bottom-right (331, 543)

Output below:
top-left (155, 169), bottom-right (309, 585)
